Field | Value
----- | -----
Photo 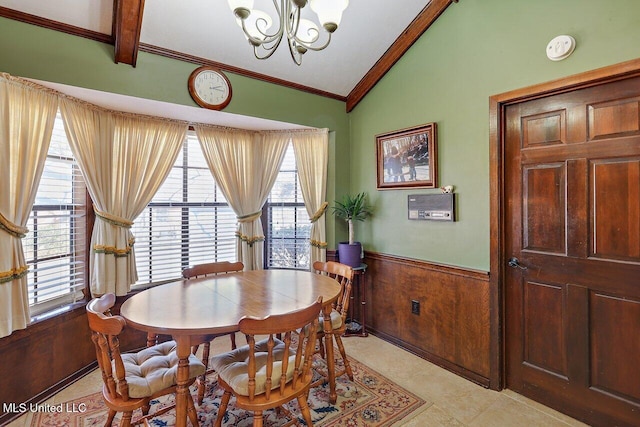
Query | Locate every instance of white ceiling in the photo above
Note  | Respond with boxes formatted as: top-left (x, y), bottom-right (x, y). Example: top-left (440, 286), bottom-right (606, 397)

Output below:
top-left (0, 0), bottom-right (432, 97)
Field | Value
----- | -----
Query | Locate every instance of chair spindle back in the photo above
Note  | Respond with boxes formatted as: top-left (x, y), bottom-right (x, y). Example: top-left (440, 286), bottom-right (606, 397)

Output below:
top-left (312, 261), bottom-right (354, 321)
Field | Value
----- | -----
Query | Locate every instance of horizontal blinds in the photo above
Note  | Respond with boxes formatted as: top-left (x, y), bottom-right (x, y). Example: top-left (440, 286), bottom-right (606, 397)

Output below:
top-left (266, 143), bottom-right (310, 269)
top-left (132, 133), bottom-right (236, 285)
top-left (22, 122), bottom-right (313, 315)
top-left (25, 114), bottom-right (87, 316)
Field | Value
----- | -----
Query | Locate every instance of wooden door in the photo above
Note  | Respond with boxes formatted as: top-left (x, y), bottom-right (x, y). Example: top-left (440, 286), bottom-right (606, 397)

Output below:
top-left (504, 76), bottom-right (640, 426)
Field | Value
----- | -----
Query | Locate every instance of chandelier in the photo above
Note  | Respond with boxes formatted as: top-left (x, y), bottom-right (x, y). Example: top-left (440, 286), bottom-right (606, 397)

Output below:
top-left (227, 0), bottom-right (349, 65)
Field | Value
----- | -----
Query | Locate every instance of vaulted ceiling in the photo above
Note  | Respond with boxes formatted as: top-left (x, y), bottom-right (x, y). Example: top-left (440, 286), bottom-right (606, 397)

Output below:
top-left (0, 0), bottom-right (457, 112)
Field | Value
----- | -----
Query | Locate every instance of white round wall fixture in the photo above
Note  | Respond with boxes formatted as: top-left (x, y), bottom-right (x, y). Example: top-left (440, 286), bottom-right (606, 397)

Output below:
top-left (546, 35), bottom-right (576, 61)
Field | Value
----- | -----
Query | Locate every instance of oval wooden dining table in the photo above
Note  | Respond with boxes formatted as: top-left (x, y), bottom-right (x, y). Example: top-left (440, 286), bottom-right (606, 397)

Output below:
top-left (120, 269), bottom-right (342, 427)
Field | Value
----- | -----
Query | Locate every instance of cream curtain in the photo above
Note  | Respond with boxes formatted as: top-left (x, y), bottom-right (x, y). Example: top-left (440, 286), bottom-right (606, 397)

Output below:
top-left (60, 98), bottom-right (187, 296)
top-left (292, 129), bottom-right (329, 266)
top-left (0, 74), bottom-right (59, 338)
top-left (195, 125), bottom-right (289, 270)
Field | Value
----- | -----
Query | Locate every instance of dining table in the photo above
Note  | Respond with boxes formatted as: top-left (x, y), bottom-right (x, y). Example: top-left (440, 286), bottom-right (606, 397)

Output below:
top-left (120, 268), bottom-right (342, 427)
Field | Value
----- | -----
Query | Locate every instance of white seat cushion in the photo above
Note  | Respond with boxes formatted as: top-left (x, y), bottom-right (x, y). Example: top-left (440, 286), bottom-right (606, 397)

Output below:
top-left (119, 340), bottom-right (206, 398)
top-left (319, 309), bottom-right (343, 331)
top-left (210, 338), bottom-right (298, 397)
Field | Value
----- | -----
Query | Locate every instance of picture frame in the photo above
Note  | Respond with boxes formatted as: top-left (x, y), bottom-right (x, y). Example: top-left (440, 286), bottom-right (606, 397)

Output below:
top-left (376, 122), bottom-right (437, 190)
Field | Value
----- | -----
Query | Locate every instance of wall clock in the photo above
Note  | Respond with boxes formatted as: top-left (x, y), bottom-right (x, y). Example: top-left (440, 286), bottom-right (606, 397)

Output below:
top-left (188, 66), bottom-right (232, 110)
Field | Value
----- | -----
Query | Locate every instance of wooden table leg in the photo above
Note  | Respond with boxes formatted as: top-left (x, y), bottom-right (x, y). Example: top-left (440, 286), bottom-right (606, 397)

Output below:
top-left (322, 304), bottom-right (338, 404)
top-left (174, 337), bottom-right (197, 427)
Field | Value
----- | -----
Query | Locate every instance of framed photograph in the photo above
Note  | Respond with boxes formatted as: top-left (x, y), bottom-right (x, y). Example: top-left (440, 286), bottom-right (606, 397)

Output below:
top-left (376, 122), bottom-right (437, 189)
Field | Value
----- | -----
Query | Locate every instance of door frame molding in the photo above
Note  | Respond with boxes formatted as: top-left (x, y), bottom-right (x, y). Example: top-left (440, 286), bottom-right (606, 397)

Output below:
top-left (488, 57), bottom-right (640, 390)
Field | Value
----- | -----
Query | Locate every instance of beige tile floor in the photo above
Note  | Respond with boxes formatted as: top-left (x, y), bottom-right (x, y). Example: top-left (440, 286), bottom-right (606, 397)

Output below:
top-left (7, 334), bottom-right (589, 427)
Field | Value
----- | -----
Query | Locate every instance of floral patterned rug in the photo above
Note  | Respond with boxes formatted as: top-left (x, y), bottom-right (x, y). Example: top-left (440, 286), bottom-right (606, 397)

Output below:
top-left (31, 354), bottom-right (427, 426)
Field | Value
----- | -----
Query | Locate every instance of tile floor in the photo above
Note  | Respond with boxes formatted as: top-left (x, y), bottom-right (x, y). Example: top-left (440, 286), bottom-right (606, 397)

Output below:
top-left (7, 334), bottom-right (589, 427)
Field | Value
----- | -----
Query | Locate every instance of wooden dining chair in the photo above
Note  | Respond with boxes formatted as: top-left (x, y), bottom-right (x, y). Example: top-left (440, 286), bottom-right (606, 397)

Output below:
top-left (182, 260), bottom-right (244, 404)
top-left (211, 297), bottom-right (323, 427)
top-left (86, 293), bottom-right (205, 427)
top-left (312, 261), bottom-right (355, 388)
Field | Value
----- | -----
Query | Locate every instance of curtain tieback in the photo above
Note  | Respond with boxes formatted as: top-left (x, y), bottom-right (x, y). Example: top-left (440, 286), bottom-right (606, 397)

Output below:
top-left (310, 239), bottom-right (328, 249)
top-left (0, 265), bottom-right (29, 284)
top-left (237, 211), bottom-right (262, 223)
top-left (0, 211), bottom-right (28, 238)
top-left (235, 231), bottom-right (265, 247)
top-left (94, 208), bottom-right (134, 229)
top-left (310, 202), bottom-right (328, 223)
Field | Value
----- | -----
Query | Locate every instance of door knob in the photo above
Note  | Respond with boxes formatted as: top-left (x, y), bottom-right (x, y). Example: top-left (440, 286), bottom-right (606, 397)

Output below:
top-left (508, 257), bottom-right (527, 270)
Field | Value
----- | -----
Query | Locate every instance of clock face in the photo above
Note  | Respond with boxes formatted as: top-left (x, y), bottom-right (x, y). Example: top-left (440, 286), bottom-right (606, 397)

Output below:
top-left (188, 67), bottom-right (232, 110)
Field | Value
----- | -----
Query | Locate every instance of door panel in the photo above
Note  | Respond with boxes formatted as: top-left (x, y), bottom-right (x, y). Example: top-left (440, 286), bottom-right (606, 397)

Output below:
top-left (523, 163), bottom-right (566, 253)
top-left (588, 98), bottom-right (640, 140)
top-left (592, 158), bottom-right (640, 261)
top-left (522, 110), bottom-right (567, 147)
top-left (523, 281), bottom-right (567, 378)
top-left (590, 293), bottom-right (640, 402)
top-left (505, 76), bottom-right (640, 427)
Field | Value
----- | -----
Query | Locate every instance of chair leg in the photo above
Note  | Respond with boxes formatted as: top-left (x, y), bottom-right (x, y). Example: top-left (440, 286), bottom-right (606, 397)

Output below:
top-left (194, 341), bottom-right (212, 405)
top-left (230, 332), bottom-right (236, 350)
top-left (105, 409), bottom-right (117, 426)
top-left (119, 411), bottom-right (133, 427)
top-left (253, 410), bottom-right (264, 427)
top-left (297, 395), bottom-right (314, 427)
top-left (334, 334), bottom-right (354, 381)
top-left (202, 342), bottom-right (211, 369)
top-left (186, 393), bottom-right (199, 427)
top-left (317, 334), bottom-right (326, 358)
top-left (196, 379), bottom-right (206, 406)
top-left (214, 391), bottom-right (232, 427)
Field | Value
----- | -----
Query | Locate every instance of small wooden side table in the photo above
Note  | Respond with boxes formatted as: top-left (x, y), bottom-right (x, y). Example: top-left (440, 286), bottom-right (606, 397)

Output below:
top-left (344, 263), bottom-right (368, 337)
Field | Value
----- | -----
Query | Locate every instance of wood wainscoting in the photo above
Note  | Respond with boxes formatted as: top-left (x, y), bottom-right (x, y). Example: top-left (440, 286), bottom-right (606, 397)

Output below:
top-left (362, 252), bottom-right (492, 387)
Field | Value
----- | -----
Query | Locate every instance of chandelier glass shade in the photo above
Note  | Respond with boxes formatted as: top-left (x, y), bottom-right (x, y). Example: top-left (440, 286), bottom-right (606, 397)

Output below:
top-left (227, 0), bottom-right (349, 65)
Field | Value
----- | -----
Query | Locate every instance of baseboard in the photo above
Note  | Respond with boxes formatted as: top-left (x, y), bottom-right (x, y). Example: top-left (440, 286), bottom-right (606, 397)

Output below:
top-left (368, 328), bottom-right (491, 388)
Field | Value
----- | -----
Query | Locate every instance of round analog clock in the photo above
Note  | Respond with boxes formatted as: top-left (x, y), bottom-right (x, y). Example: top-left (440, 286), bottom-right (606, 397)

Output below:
top-left (188, 66), bottom-right (232, 110)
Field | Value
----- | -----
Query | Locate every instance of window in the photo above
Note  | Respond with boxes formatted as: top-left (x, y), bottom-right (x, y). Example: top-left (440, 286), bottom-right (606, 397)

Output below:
top-left (132, 132), bottom-right (236, 285)
top-left (23, 120), bottom-right (313, 314)
top-left (25, 114), bottom-right (87, 316)
top-left (264, 143), bottom-right (310, 269)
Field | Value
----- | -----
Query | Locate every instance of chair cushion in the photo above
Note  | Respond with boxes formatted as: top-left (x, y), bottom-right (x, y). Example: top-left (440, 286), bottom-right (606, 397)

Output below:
top-left (119, 340), bottom-right (206, 398)
top-left (210, 338), bottom-right (298, 397)
top-left (319, 309), bottom-right (343, 331)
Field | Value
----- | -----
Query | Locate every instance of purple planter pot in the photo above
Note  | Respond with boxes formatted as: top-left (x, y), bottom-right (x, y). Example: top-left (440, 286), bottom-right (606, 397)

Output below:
top-left (338, 242), bottom-right (362, 268)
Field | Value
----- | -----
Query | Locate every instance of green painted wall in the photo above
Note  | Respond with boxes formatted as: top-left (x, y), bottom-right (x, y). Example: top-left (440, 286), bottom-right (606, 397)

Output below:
top-left (0, 16), bottom-right (351, 247)
top-left (2, 0), bottom-right (639, 267)
top-left (349, 0), bottom-right (640, 271)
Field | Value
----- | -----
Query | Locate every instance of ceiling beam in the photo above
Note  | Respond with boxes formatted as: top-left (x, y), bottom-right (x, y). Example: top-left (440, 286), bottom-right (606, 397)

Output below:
top-left (0, 2), bottom-right (456, 108)
top-left (113, 0), bottom-right (145, 66)
top-left (345, 0), bottom-right (457, 113)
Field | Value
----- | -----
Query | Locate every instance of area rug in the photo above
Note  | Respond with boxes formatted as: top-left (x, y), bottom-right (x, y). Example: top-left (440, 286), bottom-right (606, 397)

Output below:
top-left (31, 354), bottom-right (427, 426)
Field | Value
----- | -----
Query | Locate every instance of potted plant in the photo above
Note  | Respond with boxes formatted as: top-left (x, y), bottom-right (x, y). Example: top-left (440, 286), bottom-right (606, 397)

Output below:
top-left (332, 192), bottom-right (372, 267)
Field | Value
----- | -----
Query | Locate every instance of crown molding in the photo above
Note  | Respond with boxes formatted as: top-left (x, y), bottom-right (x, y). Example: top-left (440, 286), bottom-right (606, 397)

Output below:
top-left (0, 6), bottom-right (112, 44)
